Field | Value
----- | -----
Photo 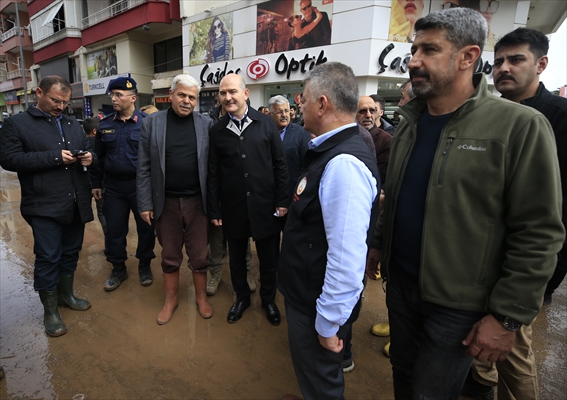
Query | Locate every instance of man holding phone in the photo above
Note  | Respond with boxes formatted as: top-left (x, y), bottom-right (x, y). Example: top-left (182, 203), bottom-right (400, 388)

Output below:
top-left (0, 76), bottom-right (96, 337)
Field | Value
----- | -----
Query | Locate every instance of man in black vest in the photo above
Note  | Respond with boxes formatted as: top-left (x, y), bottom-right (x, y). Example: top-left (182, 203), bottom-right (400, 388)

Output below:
top-left (279, 62), bottom-right (380, 399)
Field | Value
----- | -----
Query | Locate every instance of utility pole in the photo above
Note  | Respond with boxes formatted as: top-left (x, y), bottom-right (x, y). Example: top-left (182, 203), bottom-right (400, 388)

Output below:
top-left (15, 0), bottom-right (28, 109)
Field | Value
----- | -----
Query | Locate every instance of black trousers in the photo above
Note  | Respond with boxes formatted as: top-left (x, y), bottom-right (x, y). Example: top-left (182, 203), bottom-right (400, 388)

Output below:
top-left (285, 301), bottom-right (349, 400)
top-left (227, 233), bottom-right (280, 304)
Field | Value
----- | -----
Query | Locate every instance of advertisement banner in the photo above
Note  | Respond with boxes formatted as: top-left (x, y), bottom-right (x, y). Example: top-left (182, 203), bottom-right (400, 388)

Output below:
top-left (86, 46), bottom-right (118, 79)
top-left (189, 13), bottom-right (234, 66)
top-left (256, 0), bottom-right (333, 55)
top-left (84, 73), bottom-right (129, 97)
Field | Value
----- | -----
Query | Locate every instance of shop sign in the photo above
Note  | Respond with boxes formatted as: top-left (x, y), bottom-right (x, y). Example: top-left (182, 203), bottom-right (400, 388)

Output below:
top-left (155, 96), bottom-right (172, 104)
top-left (199, 62), bottom-right (242, 87)
top-left (275, 50), bottom-right (328, 80)
top-left (247, 58), bottom-right (270, 81)
top-left (377, 43), bottom-right (493, 76)
top-left (84, 73), bottom-right (129, 96)
top-left (4, 90), bottom-right (19, 105)
top-left (0, 80), bottom-right (15, 92)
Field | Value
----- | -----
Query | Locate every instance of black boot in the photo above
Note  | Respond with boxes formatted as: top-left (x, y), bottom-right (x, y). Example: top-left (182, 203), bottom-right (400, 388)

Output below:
top-left (39, 290), bottom-right (67, 337)
top-left (138, 259), bottom-right (153, 286)
top-left (57, 273), bottom-right (91, 311)
top-left (104, 262), bottom-right (128, 292)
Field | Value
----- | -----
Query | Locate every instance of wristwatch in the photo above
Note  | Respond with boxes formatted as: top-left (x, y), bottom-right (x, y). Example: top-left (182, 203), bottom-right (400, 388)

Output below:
top-left (491, 312), bottom-right (522, 332)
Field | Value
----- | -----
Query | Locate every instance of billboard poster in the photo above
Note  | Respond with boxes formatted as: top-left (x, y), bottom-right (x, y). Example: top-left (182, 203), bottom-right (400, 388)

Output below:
top-left (388, 0), bottom-right (431, 43)
top-left (86, 47), bottom-right (118, 79)
top-left (189, 13), bottom-right (234, 66)
top-left (430, 0), bottom-right (516, 51)
top-left (390, 1), bottom-right (516, 51)
top-left (256, 0), bottom-right (333, 55)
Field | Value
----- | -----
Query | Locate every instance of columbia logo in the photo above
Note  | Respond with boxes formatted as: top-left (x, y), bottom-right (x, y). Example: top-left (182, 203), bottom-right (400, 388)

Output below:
top-left (457, 144), bottom-right (486, 151)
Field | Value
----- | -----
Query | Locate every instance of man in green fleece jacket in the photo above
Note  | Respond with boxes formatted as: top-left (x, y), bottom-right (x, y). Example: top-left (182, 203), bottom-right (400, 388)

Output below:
top-left (366, 8), bottom-right (565, 400)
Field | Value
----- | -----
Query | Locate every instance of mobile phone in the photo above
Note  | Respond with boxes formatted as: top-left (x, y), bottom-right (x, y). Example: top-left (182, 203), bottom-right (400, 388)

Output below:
top-left (73, 150), bottom-right (88, 157)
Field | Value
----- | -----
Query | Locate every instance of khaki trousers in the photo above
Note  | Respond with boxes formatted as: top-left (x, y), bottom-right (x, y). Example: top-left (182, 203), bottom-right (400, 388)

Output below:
top-left (472, 318), bottom-right (538, 400)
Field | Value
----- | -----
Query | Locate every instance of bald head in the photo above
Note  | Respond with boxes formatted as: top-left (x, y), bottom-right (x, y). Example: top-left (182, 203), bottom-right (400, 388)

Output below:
top-left (356, 96), bottom-right (377, 130)
top-left (219, 73), bottom-right (249, 119)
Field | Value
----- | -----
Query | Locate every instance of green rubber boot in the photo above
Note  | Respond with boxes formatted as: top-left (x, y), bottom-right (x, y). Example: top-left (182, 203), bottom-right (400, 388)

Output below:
top-left (57, 273), bottom-right (91, 311)
top-left (39, 290), bottom-right (67, 337)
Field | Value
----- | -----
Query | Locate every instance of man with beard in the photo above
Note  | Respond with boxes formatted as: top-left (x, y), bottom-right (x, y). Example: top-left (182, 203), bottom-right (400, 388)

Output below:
top-left (462, 27), bottom-right (567, 400)
top-left (207, 74), bottom-right (289, 325)
top-left (365, 9), bottom-right (564, 399)
top-left (137, 74), bottom-right (214, 324)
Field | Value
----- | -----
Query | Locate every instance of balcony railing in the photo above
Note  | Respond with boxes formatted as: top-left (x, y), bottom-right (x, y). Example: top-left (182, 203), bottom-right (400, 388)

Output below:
top-left (82, 0), bottom-right (169, 29)
top-left (32, 27), bottom-right (82, 51)
top-left (1, 26), bottom-right (23, 43)
top-left (7, 68), bottom-right (31, 80)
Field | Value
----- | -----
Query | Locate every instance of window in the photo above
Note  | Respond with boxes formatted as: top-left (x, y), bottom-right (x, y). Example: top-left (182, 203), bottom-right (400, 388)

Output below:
top-left (53, 6), bottom-right (66, 33)
top-left (153, 36), bottom-right (182, 73)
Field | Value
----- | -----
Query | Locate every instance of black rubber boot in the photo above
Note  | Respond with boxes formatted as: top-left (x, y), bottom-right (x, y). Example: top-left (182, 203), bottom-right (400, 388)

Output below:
top-left (57, 273), bottom-right (91, 311)
top-left (39, 290), bottom-right (67, 337)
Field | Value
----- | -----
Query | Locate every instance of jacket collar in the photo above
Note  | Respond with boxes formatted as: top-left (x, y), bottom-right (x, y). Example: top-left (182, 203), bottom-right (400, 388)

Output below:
top-left (520, 82), bottom-right (550, 107)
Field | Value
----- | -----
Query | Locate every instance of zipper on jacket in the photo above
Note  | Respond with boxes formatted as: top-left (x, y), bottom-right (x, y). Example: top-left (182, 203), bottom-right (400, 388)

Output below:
top-left (437, 137), bottom-right (454, 185)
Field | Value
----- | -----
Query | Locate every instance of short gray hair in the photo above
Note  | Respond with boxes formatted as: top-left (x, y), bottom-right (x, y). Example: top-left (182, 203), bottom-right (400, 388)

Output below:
top-left (415, 8), bottom-right (487, 53)
top-left (268, 95), bottom-right (289, 112)
top-left (171, 74), bottom-right (200, 93)
top-left (303, 62), bottom-right (358, 115)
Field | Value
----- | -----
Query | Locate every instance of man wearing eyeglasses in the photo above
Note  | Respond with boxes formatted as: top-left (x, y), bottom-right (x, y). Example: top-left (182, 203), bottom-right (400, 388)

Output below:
top-left (268, 95), bottom-right (311, 208)
top-left (298, 0), bottom-right (331, 47)
top-left (90, 77), bottom-right (156, 292)
top-left (0, 76), bottom-right (97, 337)
top-left (356, 96), bottom-right (392, 185)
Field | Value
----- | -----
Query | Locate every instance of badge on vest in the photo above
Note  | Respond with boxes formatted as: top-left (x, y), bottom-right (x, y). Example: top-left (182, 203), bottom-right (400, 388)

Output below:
top-left (101, 129), bottom-right (115, 134)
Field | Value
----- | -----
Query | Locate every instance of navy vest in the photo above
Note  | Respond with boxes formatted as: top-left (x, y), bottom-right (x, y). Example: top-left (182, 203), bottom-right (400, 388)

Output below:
top-left (279, 126), bottom-right (380, 321)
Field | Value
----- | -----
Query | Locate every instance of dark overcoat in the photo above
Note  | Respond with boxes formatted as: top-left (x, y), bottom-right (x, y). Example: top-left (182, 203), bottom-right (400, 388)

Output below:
top-left (207, 107), bottom-right (289, 240)
top-left (0, 106), bottom-right (96, 224)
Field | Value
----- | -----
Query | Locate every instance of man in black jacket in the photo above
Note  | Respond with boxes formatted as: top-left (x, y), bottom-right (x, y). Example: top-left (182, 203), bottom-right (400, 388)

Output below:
top-left (0, 76), bottom-right (96, 337)
top-left (207, 73), bottom-right (289, 326)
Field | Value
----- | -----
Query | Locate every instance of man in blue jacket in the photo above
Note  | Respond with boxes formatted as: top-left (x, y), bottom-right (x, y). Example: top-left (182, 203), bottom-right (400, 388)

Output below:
top-left (0, 76), bottom-right (96, 337)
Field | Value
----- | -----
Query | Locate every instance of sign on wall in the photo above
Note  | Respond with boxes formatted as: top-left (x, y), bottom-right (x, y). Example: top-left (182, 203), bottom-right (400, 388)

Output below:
top-left (86, 47), bottom-right (118, 79)
top-left (189, 13), bottom-right (234, 66)
top-left (256, 0), bottom-right (333, 55)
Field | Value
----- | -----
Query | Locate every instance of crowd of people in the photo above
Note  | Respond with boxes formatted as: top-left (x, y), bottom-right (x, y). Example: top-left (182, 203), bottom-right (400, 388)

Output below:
top-left (0, 6), bottom-right (565, 400)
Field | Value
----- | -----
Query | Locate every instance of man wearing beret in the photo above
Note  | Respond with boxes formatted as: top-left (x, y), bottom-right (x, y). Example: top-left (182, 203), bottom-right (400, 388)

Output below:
top-left (90, 77), bottom-right (156, 291)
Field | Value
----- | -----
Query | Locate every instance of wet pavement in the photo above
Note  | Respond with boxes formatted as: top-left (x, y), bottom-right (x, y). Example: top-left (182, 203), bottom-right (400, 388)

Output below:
top-left (0, 167), bottom-right (565, 399)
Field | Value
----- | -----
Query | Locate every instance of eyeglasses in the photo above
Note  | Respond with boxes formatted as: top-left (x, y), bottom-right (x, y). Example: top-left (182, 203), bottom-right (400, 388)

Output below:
top-left (441, 2), bottom-right (460, 9)
top-left (108, 92), bottom-right (134, 99)
top-left (300, 3), bottom-right (312, 12)
top-left (479, 0), bottom-right (499, 13)
top-left (272, 109), bottom-right (290, 116)
top-left (213, 23), bottom-right (222, 30)
top-left (48, 95), bottom-right (70, 107)
top-left (358, 108), bottom-right (377, 115)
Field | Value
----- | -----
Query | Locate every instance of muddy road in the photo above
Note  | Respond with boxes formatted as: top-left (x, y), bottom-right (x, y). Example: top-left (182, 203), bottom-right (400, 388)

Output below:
top-left (0, 167), bottom-right (565, 399)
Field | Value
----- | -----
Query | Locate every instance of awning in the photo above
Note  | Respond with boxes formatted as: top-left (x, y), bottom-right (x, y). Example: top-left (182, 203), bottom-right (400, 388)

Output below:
top-left (41, 2), bottom-right (63, 27)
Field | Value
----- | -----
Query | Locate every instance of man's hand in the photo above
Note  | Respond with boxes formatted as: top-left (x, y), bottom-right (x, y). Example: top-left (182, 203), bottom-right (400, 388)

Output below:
top-left (366, 248), bottom-right (381, 279)
top-left (318, 334), bottom-right (343, 353)
top-left (76, 151), bottom-right (93, 167)
top-left (211, 219), bottom-right (222, 227)
top-left (92, 188), bottom-right (102, 200)
top-left (379, 189), bottom-right (385, 212)
top-left (62, 150), bottom-right (77, 164)
top-left (276, 207), bottom-right (288, 217)
top-left (140, 210), bottom-right (153, 226)
top-left (463, 314), bottom-right (517, 362)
